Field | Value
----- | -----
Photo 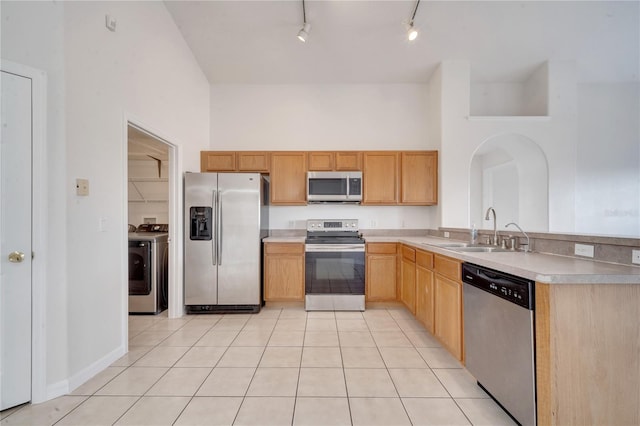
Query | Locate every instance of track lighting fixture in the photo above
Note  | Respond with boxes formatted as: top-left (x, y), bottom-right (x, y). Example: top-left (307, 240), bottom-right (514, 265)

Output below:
top-left (297, 0), bottom-right (310, 43)
top-left (298, 22), bottom-right (311, 43)
top-left (407, 0), bottom-right (421, 41)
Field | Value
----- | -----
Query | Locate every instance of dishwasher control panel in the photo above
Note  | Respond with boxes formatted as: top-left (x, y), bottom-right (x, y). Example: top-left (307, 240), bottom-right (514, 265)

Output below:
top-left (462, 263), bottom-right (534, 310)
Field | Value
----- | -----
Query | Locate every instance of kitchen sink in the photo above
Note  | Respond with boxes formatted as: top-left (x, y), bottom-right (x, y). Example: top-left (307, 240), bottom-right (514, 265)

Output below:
top-left (453, 246), bottom-right (511, 253)
top-left (423, 241), bottom-right (513, 253)
top-left (430, 242), bottom-right (469, 248)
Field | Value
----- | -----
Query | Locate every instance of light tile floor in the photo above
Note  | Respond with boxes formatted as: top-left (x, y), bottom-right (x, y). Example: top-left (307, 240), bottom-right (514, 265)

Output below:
top-left (0, 303), bottom-right (516, 425)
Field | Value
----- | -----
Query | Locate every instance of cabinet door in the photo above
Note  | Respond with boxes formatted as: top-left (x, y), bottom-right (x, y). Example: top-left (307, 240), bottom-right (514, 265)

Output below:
top-left (308, 152), bottom-right (334, 171)
top-left (416, 266), bottom-right (434, 334)
top-left (435, 274), bottom-right (463, 360)
top-left (264, 243), bottom-right (304, 301)
top-left (401, 258), bottom-right (416, 314)
top-left (238, 152), bottom-right (270, 172)
top-left (270, 152), bottom-right (307, 205)
top-left (362, 152), bottom-right (399, 204)
top-left (366, 254), bottom-right (397, 301)
top-left (335, 152), bottom-right (362, 171)
top-left (201, 151), bottom-right (236, 172)
top-left (400, 151), bottom-right (438, 205)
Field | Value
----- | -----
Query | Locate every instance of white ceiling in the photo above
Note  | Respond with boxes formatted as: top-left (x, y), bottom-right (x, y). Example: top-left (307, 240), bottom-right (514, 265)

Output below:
top-left (164, 0), bottom-right (639, 84)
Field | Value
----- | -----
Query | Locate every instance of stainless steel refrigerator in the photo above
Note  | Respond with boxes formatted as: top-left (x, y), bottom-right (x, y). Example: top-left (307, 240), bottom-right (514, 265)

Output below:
top-left (184, 172), bottom-right (269, 313)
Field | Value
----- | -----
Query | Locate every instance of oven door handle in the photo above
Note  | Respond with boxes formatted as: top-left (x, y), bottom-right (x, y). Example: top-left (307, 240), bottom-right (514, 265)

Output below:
top-left (305, 244), bottom-right (365, 253)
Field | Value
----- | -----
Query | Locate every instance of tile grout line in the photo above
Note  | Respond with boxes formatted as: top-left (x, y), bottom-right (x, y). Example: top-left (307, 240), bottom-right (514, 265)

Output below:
top-left (335, 310), bottom-right (355, 426)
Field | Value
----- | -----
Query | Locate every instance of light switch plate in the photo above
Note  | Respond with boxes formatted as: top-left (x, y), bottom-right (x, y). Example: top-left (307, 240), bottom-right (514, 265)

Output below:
top-left (575, 243), bottom-right (594, 258)
top-left (76, 178), bottom-right (89, 196)
top-left (632, 249), bottom-right (640, 265)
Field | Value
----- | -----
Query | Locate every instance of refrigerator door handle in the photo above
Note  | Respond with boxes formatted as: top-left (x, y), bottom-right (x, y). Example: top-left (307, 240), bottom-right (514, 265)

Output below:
top-left (217, 189), bottom-right (223, 266)
top-left (212, 189), bottom-right (217, 266)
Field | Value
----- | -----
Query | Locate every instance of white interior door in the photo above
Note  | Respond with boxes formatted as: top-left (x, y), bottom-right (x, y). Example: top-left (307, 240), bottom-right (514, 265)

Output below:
top-left (0, 70), bottom-right (33, 410)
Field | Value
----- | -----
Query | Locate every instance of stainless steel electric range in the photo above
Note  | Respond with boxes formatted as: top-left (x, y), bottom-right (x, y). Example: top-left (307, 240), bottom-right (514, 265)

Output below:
top-left (304, 219), bottom-right (365, 311)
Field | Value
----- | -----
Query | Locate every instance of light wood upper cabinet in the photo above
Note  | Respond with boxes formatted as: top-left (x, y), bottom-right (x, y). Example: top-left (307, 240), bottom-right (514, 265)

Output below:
top-left (308, 151), bottom-right (362, 171)
top-left (270, 152), bottom-right (307, 205)
top-left (400, 151), bottom-right (438, 205)
top-left (365, 243), bottom-right (397, 301)
top-left (237, 152), bottom-right (270, 172)
top-left (200, 149), bottom-right (437, 205)
top-left (201, 151), bottom-right (270, 172)
top-left (201, 151), bottom-right (236, 172)
top-left (308, 152), bottom-right (334, 171)
top-left (264, 243), bottom-right (304, 301)
top-left (362, 151), bottom-right (399, 204)
top-left (335, 152), bottom-right (362, 171)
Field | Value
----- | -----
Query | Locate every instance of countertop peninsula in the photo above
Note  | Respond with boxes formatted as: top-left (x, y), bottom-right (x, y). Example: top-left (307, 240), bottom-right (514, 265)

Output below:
top-left (263, 234), bottom-right (640, 284)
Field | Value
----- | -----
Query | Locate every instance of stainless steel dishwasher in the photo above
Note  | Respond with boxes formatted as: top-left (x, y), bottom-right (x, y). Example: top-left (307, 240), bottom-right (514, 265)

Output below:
top-left (462, 263), bottom-right (536, 426)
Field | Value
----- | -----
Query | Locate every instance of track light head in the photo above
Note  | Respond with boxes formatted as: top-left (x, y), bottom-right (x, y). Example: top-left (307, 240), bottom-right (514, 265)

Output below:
top-left (407, 22), bottom-right (418, 41)
top-left (297, 22), bottom-right (311, 43)
top-left (406, 0), bottom-right (421, 41)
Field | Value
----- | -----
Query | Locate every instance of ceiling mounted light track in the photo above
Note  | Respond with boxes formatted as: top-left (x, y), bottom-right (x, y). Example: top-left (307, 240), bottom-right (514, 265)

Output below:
top-left (407, 0), bottom-right (421, 41)
top-left (297, 0), bottom-right (311, 43)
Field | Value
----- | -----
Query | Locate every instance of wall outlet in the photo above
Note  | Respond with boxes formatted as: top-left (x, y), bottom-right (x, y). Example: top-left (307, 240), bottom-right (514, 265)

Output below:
top-left (574, 243), bottom-right (594, 258)
top-left (632, 249), bottom-right (640, 265)
top-left (444, 231), bottom-right (450, 238)
top-left (369, 220), bottom-right (376, 228)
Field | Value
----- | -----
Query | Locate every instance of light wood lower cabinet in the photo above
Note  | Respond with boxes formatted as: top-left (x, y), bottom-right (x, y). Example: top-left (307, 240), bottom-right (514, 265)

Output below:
top-left (415, 250), bottom-right (435, 334)
top-left (433, 254), bottom-right (464, 362)
top-left (434, 274), bottom-right (463, 360)
top-left (365, 243), bottom-right (397, 301)
top-left (263, 243), bottom-right (304, 301)
top-left (400, 246), bottom-right (416, 314)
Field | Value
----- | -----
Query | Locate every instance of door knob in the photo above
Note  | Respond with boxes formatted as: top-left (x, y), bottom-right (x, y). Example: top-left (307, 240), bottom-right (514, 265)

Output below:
top-left (8, 251), bottom-right (25, 263)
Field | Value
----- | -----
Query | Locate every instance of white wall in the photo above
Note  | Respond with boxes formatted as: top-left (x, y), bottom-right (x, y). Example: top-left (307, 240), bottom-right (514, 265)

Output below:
top-left (437, 60), bottom-right (578, 233)
top-left (2, 0), bottom-right (210, 399)
top-left (64, 0), bottom-right (209, 387)
top-left (1, 0), bottom-right (69, 389)
top-left (575, 82), bottom-right (640, 236)
top-left (210, 84), bottom-right (439, 230)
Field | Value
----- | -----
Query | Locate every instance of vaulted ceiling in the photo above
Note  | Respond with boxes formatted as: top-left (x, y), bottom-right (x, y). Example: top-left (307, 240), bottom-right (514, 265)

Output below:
top-left (164, 1), bottom-right (639, 84)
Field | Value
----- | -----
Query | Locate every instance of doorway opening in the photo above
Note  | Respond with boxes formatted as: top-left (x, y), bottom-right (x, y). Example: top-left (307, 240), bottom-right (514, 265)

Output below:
top-left (126, 123), bottom-right (176, 319)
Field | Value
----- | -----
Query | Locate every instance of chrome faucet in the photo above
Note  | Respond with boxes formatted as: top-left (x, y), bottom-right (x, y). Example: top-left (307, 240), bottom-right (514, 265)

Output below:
top-left (484, 207), bottom-right (498, 246)
top-left (506, 222), bottom-right (531, 252)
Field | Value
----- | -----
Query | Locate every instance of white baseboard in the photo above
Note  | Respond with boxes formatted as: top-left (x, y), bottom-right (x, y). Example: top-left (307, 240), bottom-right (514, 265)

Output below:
top-left (65, 345), bottom-right (126, 395)
top-left (43, 379), bottom-right (69, 402)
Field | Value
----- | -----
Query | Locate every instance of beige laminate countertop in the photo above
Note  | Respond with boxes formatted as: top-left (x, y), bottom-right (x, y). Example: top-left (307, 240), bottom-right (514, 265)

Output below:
top-left (264, 234), bottom-right (640, 284)
top-left (366, 235), bottom-right (640, 285)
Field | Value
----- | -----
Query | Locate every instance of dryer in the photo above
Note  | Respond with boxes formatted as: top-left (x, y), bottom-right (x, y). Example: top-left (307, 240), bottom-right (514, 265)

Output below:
top-left (128, 224), bottom-right (169, 314)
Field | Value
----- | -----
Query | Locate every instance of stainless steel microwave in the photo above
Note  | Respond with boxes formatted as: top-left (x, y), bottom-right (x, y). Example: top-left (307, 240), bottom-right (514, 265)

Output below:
top-left (307, 171), bottom-right (362, 203)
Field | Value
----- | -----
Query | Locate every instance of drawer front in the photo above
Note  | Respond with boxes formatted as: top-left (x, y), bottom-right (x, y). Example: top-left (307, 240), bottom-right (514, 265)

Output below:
top-left (434, 254), bottom-right (461, 281)
top-left (416, 250), bottom-right (434, 269)
top-left (401, 245), bottom-right (416, 262)
top-left (366, 243), bottom-right (397, 255)
top-left (265, 243), bottom-right (304, 255)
